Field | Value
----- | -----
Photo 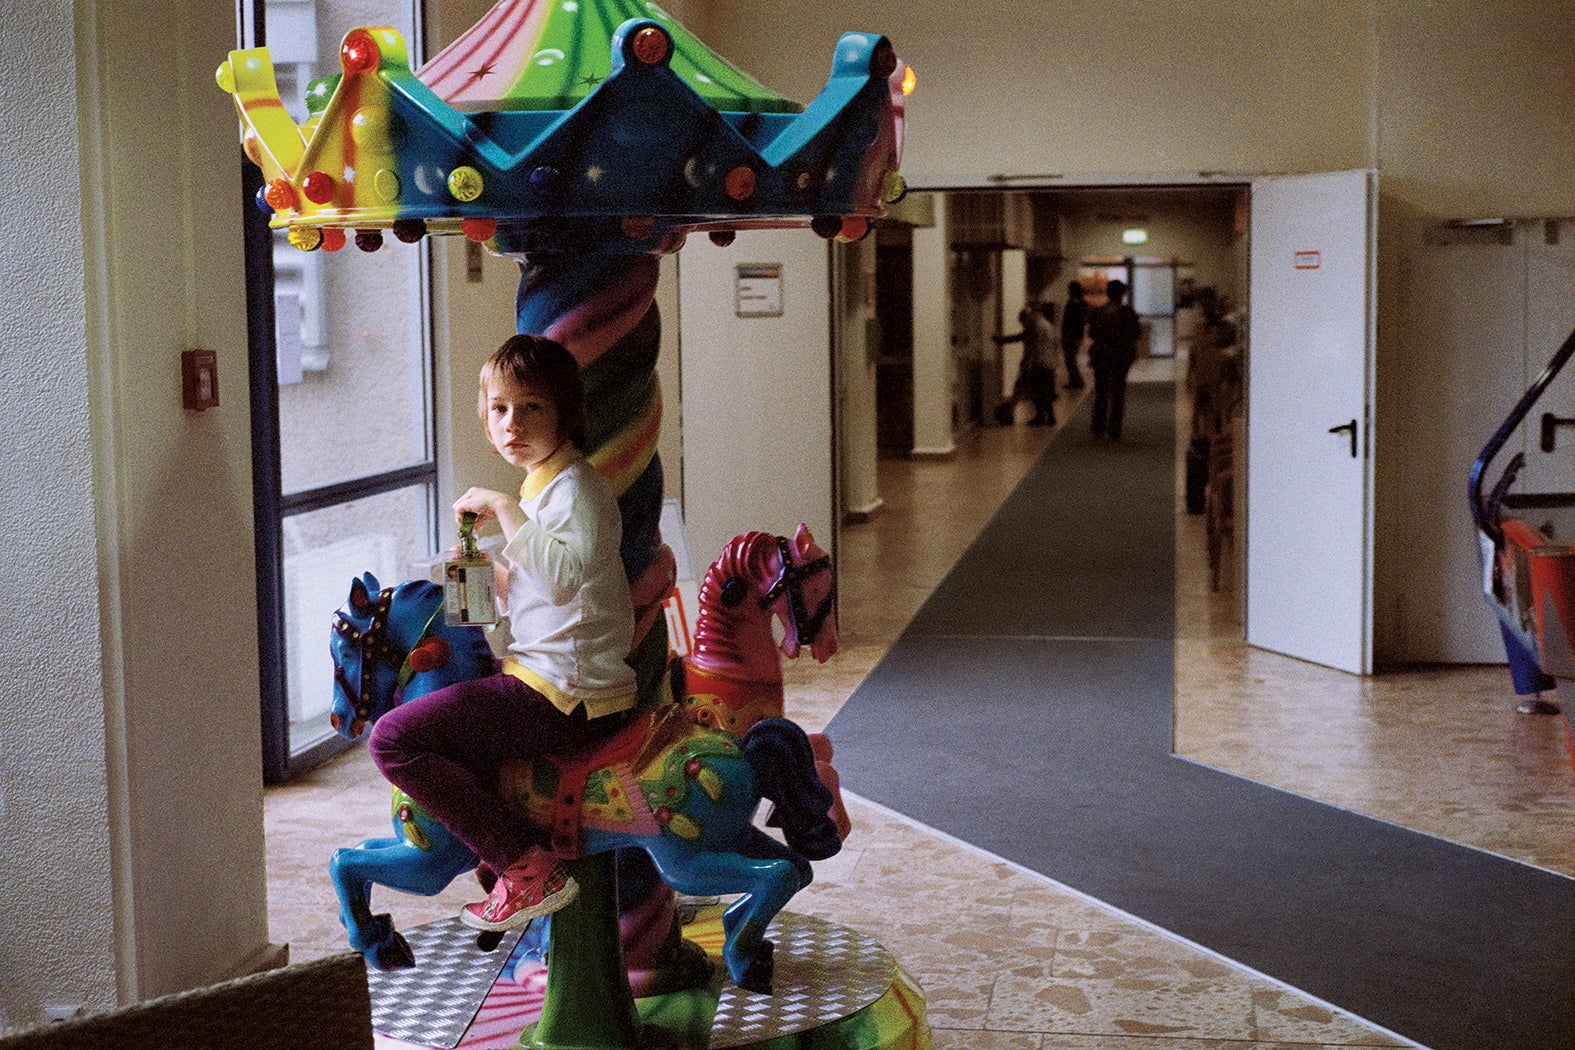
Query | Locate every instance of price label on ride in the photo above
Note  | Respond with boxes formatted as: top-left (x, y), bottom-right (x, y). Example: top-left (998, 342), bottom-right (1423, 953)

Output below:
top-left (445, 512), bottom-right (498, 626)
top-left (444, 557), bottom-right (498, 626)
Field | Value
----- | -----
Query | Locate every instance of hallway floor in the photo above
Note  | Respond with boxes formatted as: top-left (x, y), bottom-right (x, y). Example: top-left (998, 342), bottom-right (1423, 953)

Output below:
top-left (264, 355), bottom-right (1574, 1049)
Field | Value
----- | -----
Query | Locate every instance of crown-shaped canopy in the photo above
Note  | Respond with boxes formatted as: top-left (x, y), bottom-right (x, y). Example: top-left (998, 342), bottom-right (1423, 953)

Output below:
top-left (217, 0), bottom-right (908, 256)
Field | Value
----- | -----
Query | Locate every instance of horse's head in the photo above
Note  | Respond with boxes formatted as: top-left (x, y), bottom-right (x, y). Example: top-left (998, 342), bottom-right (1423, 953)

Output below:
top-left (329, 573), bottom-right (453, 740)
top-left (761, 524), bottom-right (839, 663)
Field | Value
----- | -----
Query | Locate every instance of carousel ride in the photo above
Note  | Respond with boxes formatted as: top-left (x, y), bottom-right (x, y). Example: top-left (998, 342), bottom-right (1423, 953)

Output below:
top-left (219, 1), bottom-right (923, 1046)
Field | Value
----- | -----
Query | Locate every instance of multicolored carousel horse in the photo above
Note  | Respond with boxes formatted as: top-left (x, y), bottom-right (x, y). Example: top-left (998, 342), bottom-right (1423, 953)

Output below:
top-left (326, 526), bottom-right (843, 994)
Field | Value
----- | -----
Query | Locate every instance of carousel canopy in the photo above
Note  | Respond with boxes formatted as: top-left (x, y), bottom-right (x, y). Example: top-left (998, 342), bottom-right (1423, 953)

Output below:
top-left (216, 0), bottom-right (908, 254)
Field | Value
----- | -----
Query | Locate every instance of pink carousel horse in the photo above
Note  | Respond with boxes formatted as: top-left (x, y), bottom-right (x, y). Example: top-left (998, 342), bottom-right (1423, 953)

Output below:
top-left (679, 524), bottom-right (851, 839)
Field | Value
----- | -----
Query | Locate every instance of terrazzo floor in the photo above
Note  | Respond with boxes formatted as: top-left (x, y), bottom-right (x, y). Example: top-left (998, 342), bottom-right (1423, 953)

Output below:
top-left (264, 353), bottom-right (1574, 1049)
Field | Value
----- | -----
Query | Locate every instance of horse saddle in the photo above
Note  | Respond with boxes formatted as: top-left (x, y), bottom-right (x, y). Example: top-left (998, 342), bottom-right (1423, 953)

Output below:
top-left (499, 703), bottom-right (739, 858)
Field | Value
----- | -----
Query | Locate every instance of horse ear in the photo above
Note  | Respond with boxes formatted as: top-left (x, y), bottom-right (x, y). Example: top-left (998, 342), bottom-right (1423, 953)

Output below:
top-left (793, 523), bottom-right (815, 556)
top-left (350, 572), bottom-right (381, 611)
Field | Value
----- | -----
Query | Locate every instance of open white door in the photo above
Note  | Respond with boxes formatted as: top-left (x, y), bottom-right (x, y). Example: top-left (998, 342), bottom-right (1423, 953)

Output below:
top-left (1246, 169), bottom-right (1375, 674)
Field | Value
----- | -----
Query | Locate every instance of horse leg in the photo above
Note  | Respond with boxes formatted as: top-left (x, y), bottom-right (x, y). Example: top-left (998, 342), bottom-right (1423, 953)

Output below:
top-left (806, 732), bottom-right (852, 840)
top-left (330, 832), bottom-right (476, 971)
top-left (644, 835), bottom-right (809, 995)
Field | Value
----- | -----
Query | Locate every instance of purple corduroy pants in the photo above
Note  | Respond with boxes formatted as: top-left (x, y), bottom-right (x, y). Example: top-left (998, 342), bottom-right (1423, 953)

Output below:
top-left (367, 672), bottom-right (629, 871)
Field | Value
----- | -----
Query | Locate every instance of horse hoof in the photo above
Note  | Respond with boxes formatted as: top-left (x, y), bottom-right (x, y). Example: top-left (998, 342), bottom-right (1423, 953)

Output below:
top-left (736, 940), bottom-right (774, 996)
top-left (476, 930), bottom-right (506, 953)
top-left (371, 931), bottom-right (415, 971)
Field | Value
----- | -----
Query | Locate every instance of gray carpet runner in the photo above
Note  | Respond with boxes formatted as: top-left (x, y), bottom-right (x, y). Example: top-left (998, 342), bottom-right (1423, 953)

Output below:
top-left (826, 381), bottom-right (1575, 1050)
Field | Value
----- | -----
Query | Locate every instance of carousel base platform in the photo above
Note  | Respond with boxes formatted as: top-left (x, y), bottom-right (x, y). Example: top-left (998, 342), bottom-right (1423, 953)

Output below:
top-left (367, 908), bottom-right (930, 1050)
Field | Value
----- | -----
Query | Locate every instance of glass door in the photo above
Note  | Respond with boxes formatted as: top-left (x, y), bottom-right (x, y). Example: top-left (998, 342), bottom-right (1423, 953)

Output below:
top-left (241, 0), bottom-right (436, 782)
top-left (1130, 259), bottom-right (1177, 358)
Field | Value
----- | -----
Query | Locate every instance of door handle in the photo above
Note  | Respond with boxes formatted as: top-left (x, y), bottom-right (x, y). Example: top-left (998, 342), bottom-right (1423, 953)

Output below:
top-left (1328, 419), bottom-right (1358, 458)
top-left (1540, 411), bottom-right (1575, 453)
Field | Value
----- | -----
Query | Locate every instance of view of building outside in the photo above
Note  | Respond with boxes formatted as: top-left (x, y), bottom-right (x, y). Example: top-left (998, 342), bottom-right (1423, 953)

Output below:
top-left (266, 0), bottom-right (436, 755)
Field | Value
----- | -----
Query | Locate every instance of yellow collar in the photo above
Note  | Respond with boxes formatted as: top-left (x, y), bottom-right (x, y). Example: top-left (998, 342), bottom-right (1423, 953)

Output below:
top-left (520, 443), bottom-right (579, 502)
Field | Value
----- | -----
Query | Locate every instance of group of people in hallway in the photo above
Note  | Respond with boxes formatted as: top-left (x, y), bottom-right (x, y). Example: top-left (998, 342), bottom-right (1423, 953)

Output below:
top-left (995, 278), bottom-right (1142, 441)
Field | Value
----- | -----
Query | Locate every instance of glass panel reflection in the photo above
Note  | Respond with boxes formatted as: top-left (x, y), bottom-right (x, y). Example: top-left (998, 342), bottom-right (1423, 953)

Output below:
top-left (282, 484), bottom-right (435, 756)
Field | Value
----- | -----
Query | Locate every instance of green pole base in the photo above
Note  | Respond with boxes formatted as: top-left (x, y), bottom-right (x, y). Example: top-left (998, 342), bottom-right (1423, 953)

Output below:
top-left (519, 854), bottom-right (645, 1050)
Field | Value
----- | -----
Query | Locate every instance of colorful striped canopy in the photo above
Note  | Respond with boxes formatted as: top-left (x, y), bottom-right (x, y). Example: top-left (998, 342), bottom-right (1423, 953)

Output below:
top-left (419, 0), bottom-right (803, 114)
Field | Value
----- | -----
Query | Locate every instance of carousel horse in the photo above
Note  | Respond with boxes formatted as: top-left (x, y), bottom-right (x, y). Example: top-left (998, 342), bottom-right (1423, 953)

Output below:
top-left (679, 525), bottom-right (851, 839)
top-left (326, 527), bottom-right (841, 993)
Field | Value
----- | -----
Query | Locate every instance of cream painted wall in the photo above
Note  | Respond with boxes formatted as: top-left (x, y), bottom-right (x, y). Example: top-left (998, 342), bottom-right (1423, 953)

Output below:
top-left (0, 0), bottom-right (120, 1025)
top-left (432, 239), bottom-right (530, 519)
top-left (0, 0), bottom-right (268, 1026)
top-left (82, 0), bottom-right (271, 1002)
top-left (837, 239), bottom-right (882, 519)
top-left (911, 195), bottom-right (955, 457)
top-left (1370, 2), bottom-right (1575, 662)
top-left (701, 0), bottom-right (1373, 188)
top-left (677, 231), bottom-right (835, 567)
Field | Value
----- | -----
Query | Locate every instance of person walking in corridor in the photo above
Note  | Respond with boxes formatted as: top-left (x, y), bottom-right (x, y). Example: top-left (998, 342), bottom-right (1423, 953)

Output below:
top-left (993, 304), bottom-right (1059, 426)
top-left (1088, 279), bottom-right (1141, 441)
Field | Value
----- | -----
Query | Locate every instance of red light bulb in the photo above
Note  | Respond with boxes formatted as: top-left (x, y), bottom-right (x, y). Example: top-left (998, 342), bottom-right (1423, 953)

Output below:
top-left (630, 26), bottom-right (669, 65)
top-left (341, 30), bottom-right (379, 75)
top-left (724, 166), bottom-right (756, 201)
top-left (302, 171), bottom-right (335, 205)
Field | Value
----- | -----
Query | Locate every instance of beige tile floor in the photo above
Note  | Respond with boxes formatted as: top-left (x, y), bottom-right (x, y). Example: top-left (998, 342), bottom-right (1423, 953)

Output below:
top-left (265, 352), bottom-right (1574, 1049)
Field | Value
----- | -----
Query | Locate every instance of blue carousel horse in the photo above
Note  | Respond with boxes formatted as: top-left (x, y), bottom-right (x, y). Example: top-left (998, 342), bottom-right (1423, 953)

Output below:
top-left (326, 563), bottom-right (839, 994)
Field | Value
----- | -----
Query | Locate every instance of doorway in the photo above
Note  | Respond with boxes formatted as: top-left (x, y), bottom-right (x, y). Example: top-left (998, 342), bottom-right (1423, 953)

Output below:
top-left (866, 185), bottom-right (1249, 626)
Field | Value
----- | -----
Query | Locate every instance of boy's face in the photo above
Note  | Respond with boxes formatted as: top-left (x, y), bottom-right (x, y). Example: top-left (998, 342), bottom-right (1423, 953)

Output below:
top-left (484, 374), bottom-right (562, 471)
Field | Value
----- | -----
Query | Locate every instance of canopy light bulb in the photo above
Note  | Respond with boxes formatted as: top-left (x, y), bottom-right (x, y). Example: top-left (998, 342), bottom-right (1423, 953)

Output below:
top-left (1122, 228), bottom-right (1148, 244)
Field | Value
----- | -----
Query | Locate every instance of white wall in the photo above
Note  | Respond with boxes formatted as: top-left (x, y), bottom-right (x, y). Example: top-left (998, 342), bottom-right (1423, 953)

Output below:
top-left (837, 239), bottom-right (882, 520)
top-left (1388, 227), bottom-right (1575, 662)
top-left (85, 0), bottom-right (273, 1001)
top-left (999, 249), bottom-right (1027, 401)
top-left (0, 0), bottom-right (270, 1024)
top-left (911, 194), bottom-right (955, 457)
top-left (0, 0), bottom-right (119, 1023)
top-left (677, 231), bottom-right (835, 568)
top-left (702, 0), bottom-right (1374, 188)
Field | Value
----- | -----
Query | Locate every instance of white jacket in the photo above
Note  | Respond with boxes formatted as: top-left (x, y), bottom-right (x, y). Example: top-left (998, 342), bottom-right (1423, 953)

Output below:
top-left (499, 445), bottom-right (637, 718)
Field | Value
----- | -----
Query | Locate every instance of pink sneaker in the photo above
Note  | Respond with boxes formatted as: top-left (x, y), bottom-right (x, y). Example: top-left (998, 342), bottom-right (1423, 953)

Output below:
top-left (460, 849), bottom-right (579, 931)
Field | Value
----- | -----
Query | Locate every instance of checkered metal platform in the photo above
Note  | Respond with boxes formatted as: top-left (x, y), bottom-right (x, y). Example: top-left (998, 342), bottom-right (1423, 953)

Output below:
top-left (708, 912), bottom-right (896, 1048)
top-left (366, 919), bottom-right (523, 1049)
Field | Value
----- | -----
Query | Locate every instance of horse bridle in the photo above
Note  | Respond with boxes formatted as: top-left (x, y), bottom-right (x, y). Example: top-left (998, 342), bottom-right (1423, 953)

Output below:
top-left (331, 588), bottom-right (404, 725)
top-left (760, 534), bottom-right (834, 646)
